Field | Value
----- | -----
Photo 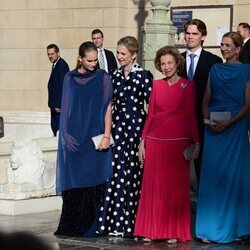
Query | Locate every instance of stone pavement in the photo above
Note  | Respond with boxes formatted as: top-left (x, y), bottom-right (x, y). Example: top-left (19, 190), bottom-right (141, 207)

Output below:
top-left (0, 210), bottom-right (250, 250)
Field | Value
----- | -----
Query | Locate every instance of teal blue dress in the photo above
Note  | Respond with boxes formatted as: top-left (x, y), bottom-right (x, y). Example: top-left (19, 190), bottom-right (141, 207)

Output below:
top-left (196, 63), bottom-right (250, 243)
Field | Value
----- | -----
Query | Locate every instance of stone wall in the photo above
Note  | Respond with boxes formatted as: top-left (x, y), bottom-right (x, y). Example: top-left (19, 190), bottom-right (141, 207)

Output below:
top-left (0, 0), bottom-right (249, 112)
top-left (0, 0), bottom-right (152, 112)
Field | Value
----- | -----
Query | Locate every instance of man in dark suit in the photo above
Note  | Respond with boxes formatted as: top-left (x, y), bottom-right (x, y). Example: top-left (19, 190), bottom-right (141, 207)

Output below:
top-left (237, 22), bottom-right (250, 63)
top-left (237, 22), bottom-right (250, 131)
top-left (47, 44), bottom-right (69, 136)
top-left (180, 19), bottom-right (223, 186)
top-left (91, 29), bottom-right (117, 74)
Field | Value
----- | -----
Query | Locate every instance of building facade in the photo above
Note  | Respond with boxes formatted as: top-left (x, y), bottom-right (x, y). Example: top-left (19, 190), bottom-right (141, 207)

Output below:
top-left (0, 0), bottom-right (249, 112)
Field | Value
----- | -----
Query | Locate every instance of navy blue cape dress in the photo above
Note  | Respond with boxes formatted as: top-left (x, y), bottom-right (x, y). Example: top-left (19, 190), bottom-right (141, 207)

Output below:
top-left (55, 69), bottom-right (113, 237)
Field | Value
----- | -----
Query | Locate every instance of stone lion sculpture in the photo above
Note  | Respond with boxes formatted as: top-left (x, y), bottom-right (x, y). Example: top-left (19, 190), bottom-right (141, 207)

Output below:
top-left (0, 139), bottom-right (56, 197)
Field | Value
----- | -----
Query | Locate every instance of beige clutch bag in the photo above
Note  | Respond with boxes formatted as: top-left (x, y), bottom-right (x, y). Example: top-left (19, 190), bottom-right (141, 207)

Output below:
top-left (92, 134), bottom-right (114, 150)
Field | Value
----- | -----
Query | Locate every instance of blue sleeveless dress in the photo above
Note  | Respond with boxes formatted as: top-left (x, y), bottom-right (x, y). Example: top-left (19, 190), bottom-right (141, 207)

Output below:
top-left (196, 63), bottom-right (250, 243)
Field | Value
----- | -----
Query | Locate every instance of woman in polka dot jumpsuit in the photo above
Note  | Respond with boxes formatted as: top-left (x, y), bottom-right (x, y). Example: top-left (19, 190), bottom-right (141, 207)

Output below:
top-left (97, 36), bottom-right (153, 237)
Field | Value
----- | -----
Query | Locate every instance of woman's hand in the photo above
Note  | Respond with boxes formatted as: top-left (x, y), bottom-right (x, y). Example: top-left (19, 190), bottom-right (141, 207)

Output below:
top-left (55, 107), bottom-right (61, 113)
top-left (192, 143), bottom-right (200, 160)
top-left (138, 140), bottom-right (145, 164)
top-left (63, 133), bottom-right (80, 152)
top-left (209, 120), bottom-right (231, 133)
top-left (97, 136), bottom-right (110, 150)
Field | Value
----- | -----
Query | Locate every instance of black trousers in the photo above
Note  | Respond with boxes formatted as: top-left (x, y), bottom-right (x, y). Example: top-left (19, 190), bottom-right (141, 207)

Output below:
top-left (50, 109), bottom-right (60, 136)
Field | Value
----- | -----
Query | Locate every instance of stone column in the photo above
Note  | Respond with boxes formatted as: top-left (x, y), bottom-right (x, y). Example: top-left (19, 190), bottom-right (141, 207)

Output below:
top-left (142, 0), bottom-right (177, 78)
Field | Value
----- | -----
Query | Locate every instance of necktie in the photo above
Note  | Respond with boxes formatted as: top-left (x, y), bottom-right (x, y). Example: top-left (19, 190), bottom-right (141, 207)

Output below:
top-left (187, 53), bottom-right (196, 81)
top-left (99, 49), bottom-right (105, 70)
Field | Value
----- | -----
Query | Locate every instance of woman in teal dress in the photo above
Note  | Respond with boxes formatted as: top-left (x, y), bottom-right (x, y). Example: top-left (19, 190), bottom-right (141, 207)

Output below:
top-left (196, 32), bottom-right (250, 243)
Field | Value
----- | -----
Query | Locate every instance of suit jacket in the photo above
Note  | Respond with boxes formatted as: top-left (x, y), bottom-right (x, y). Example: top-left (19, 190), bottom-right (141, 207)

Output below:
top-left (48, 57), bottom-right (69, 110)
top-left (103, 49), bottom-right (117, 74)
top-left (239, 39), bottom-right (250, 63)
top-left (181, 49), bottom-right (223, 138)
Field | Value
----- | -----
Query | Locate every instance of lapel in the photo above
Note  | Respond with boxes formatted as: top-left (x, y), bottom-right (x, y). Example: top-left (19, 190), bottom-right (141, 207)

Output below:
top-left (243, 39), bottom-right (250, 51)
top-left (182, 51), bottom-right (188, 78)
top-left (182, 50), bottom-right (205, 79)
top-left (102, 49), bottom-right (106, 57)
top-left (244, 39), bottom-right (250, 46)
top-left (50, 58), bottom-right (60, 80)
top-left (51, 58), bottom-right (60, 75)
top-left (104, 49), bottom-right (110, 61)
top-left (193, 49), bottom-right (206, 80)
top-left (55, 57), bottom-right (61, 69)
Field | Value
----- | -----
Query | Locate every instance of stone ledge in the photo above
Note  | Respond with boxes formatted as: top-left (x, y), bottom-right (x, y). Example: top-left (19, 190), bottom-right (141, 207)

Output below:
top-left (0, 196), bottom-right (62, 215)
top-left (0, 186), bottom-right (56, 200)
top-left (0, 111), bottom-right (50, 124)
top-left (0, 137), bottom-right (57, 157)
top-left (0, 111), bottom-right (52, 142)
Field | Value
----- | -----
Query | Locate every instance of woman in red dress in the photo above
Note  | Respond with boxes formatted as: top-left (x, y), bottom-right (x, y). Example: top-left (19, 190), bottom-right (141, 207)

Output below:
top-left (134, 46), bottom-right (200, 243)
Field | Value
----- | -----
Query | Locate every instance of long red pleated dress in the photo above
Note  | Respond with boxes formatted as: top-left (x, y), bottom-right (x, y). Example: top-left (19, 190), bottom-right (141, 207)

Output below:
top-left (134, 77), bottom-right (199, 242)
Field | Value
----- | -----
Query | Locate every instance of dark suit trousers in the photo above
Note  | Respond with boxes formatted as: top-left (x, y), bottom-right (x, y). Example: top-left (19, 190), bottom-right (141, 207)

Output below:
top-left (194, 145), bottom-right (203, 185)
top-left (50, 109), bottom-right (60, 136)
top-left (193, 122), bottom-right (205, 186)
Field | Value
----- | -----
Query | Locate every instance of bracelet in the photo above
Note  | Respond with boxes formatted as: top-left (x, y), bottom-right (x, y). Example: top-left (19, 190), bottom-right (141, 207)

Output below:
top-left (103, 136), bottom-right (110, 139)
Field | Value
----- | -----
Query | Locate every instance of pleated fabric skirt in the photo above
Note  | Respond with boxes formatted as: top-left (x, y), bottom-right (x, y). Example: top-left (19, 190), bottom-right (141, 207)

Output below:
top-left (134, 138), bottom-right (191, 242)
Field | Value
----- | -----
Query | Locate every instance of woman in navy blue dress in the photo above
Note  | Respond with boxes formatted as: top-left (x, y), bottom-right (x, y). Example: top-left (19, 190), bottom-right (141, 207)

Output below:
top-left (55, 42), bottom-right (113, 237)
top-left (98, 36), bottom-right (153, 237)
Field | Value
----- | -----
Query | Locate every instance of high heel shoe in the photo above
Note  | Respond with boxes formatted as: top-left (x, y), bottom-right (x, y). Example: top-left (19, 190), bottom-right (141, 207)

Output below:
top-left (166, 238), bottom-right (177, 244)
top-left (143, 238), bottom-right (152, 242)
top-left (201, 238), bottom-right (211, 243)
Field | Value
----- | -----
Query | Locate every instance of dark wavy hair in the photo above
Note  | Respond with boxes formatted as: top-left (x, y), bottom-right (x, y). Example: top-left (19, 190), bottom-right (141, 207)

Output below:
top-left (184, 19), bottom-right (207, 36)
top-left (46, 43), bottom-right (59, 52)
top-left (184, 19), bottom-right (207, 45)
top-left (154, 46), bottom-right (185, 74)
top-left (91, 29), bottom-right (104, 38)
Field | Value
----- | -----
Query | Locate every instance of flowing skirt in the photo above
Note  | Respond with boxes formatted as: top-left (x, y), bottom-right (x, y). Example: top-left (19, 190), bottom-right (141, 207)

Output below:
top-left (134, 138), bottom-right (191, 242)
top-left (196, 120), bottom-right (250, 243)
top-left (54, 184), bottom-right (104, 237)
